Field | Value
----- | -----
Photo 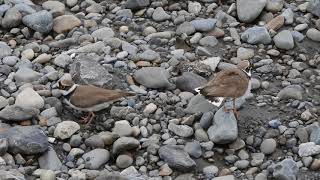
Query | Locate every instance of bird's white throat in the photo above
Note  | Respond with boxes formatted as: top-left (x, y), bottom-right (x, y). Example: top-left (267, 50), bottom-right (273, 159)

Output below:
top-left (242, 69), bottom-right (251, 77)
top-left (61, 84), bottom-right (78, 96)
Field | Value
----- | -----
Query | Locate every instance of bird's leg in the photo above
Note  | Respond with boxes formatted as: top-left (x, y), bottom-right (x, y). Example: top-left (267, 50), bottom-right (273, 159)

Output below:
top-left (232, 98), bottom-right (240, 120)
top-left (218, 98), bottom-right (228, 112)
top-left (85, 112), bottom-right (96, 125)
top-left (80, 112), bottom-right (94, 124)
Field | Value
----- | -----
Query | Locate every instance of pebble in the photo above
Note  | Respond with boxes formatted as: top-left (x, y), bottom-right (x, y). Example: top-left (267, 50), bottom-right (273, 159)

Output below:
top-left (298, 142), bottom-right (320, 157)
top-left (152, 7), bottom-right (170, 22)
top-left (273, 30), bottom-right (294, 50)
top-left (0, 126), bottom-right (49, 155)
top-left (190, 18), bottom-right (217, 32)
top-left (168, 123), bottom-right (194, 138)
top-left (82, 149), bottom-right (110, 170)
top-left (260, 139), bottom-right (276, 154)
top-left (306, 28), bottom-right (320, 42)
top-left (53, 15), bottom-right (81, 33)
top-left (273, 159), bottom-right (298, 180)
top-left (159, 145), bottom-right (196, 172)
top-left (241, 27), bottom-right (272, 44)
top-left (133, 67), bottom-right (173, 89)
top-left (208, 108), bottom-right (238, 144)
top-left (116, 154), bottom-right (133, 168)
top-left (22, 10), bottom-right (53, 34)
top-left (54, 121), bottom-right (80, 140)
top-left (15, 88), bottom-right (44, 109)
top-left (237, 0), bottom-right (267, 23)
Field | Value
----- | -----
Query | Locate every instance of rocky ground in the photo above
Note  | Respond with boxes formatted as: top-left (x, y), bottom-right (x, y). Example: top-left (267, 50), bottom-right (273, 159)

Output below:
top-left (0, 0), bottom-right (320, 179)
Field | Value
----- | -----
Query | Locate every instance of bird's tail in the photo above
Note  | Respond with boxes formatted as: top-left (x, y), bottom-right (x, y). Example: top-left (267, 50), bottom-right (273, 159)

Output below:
top-left (208, 97), bottom-right (224, 107)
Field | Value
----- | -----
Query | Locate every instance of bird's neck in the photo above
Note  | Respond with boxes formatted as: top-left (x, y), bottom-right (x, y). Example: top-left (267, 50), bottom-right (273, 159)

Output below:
top-left (62, 84), bottom-right (78, 96)
top-left (241, 69), bottom-right (251, 78)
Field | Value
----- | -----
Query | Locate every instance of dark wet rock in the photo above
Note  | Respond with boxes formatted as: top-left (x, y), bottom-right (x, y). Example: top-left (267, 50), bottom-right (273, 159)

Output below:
top-left (0, 126), bottom-right (49, 155)
top-left (0, 105), bottom-right (39, 122)
top-left (159, 145), bottom-right (196, 172)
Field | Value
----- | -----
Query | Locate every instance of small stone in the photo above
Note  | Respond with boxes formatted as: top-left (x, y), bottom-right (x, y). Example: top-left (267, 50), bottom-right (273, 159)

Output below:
top-left (159, 145), bottom-right (196, 172)
top-left (137, 49), bottom-right (160, 61)
top-left (85, 135), bottom-right (105, 148)
top-left (307, 0), bottom-right (320, 17)
top-left (133, 67), bottom-right (173, 89)
top-left (53, 15), bottom-right (81, 33)
top-left (298, 142), bottom-right (320, 157)
top-left (112, 137), bottom-right (140, 154)
top-left (112, 120), bottom-right (133, 137)
top-left (0, 126), bottom-right (49, 155)
top-left (38, 147), bottom-right (62, 171)
top-left (14, 68), bottom-right (42, 84)
top-left (33, 53), bottom-right (52, 64)
top-left (1, 7), bottom-right (22, 28)
top-left (237, 47), bottom-right (254, 60)
top-left (273, 159), bottom-right (298, 180)
top-left (265, 15), bottom-right (284, 31)
top-left (125, 0), bottom-right (150, 10)
top-left (15, 88), bottom-right (44, 109)
top-left (237, 0), bottom-right (267, 23)
top-left (116, 154), bottom-right (133, 168)
top-left (266, 0), bottom-right (284, 12)
top-left (188, 1), bottom-right (202, 14)
top-left (168, 123), bottom-right (194, 138)
top-left (208, 108), bottom-right (238, 144)
top-left (143, 103), bottom-right (157, 114)
top-left (191, 18), bottom-right (217, 32)
top-left (200, 57), bottom-right (221, 71)
top-left (273, 30), bottom-right (294, 50)
top-left (277, 85), bottom-right (303, 100)
top-left (152, 7), bottom-right (170, 22)
top-left (54, 121), bottom-right (80, 140)
top-left (22, 10), bottom-right (53, 34)
top-left (184, 141), bottom-right (202, 158)
top-left (82, 149), bottom-right (110, 170)
top-left (92, 27), bottom-right (115, 41)
top-left (241, 27), bottom-right (271, 44)
top-left (203, 165), bottom-right (219, 179)
top-left (260, 139), bottom-right (276, 154)
top-left (21, 49), bottom-right (34, 60)
top-left (40, 170), bottom-right (56, 180)
top-left (199, 36), bottom-right (218, 47)
top-left (306, 28), bottom-right (320, 42)
top-left (42, 1), bottom-right (65, 17)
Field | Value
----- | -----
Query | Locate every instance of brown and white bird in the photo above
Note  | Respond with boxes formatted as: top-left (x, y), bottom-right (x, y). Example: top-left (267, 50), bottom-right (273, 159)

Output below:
top-left (56, 79), bottom-right (135, 124)
top-left (195, 60), bottom-right (252, 119)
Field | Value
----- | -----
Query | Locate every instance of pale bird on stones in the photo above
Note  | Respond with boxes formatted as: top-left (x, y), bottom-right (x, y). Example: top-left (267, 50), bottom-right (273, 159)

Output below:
top-left (195, 60), bottom-right (252, 119)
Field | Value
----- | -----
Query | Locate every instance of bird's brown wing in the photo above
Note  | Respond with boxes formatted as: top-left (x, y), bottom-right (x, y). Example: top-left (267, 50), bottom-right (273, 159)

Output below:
top-left (200, 68), bottom-right (249, 98)
top-left (70, 85), bottom-right (134, 108)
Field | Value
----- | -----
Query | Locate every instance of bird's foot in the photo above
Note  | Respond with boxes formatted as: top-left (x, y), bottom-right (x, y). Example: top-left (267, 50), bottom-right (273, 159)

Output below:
top-left (80, 112), bottom-right (95, 125)
top-left (223, 105), bottom-right (230, 112)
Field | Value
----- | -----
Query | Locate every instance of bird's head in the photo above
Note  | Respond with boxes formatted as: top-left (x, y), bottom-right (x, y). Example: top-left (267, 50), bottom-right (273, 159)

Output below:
top-left (237, 60), bottom-right (252, 77)
top-left (57, 79), bottom-right (75, 91)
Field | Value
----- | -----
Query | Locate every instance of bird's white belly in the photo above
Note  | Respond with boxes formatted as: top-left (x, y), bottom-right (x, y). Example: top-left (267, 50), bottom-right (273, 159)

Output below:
top-left (63, 99), bottom-right (111, 112)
